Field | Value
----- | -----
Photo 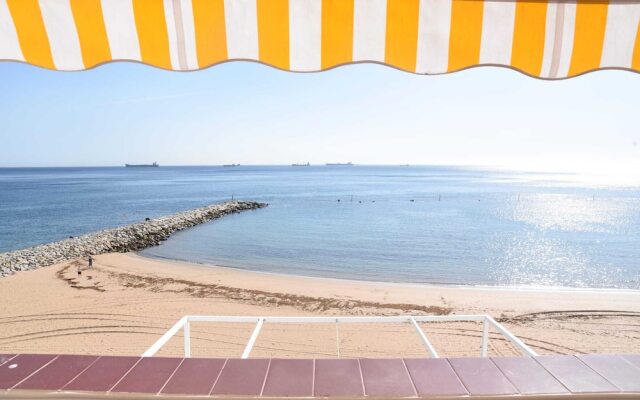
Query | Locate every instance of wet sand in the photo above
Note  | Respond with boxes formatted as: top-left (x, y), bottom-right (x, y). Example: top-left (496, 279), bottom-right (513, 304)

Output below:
top-left (0, 253), bottom-right (638, 358)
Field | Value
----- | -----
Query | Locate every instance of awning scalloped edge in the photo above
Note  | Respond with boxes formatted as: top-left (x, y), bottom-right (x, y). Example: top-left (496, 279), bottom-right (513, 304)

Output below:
top-left (0, 0), bottom-right (638, 79)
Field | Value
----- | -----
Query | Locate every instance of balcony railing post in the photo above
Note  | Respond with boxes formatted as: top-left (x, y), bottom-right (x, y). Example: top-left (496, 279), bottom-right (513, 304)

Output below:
top-left (241, 318), bottom-right (264, 359)
top-left (481, 317), bottom-right (489, 357)
top-left (410, 317), bottom-right (439, 358)
top-left (184, 319), bottom-right (191, 358)
top-left (485, 315), bottom-right (538, 357)
top-left (335, 318), bottom-right (341, 358)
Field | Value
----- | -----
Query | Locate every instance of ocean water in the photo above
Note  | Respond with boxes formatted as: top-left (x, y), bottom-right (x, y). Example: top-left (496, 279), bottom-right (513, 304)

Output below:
top-left (1, 166), bottom-right (639, 289)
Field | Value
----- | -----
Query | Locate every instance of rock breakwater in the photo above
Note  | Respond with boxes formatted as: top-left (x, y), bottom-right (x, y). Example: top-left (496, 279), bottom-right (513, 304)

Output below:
top-left (0, 201), bottom-right (267, 277)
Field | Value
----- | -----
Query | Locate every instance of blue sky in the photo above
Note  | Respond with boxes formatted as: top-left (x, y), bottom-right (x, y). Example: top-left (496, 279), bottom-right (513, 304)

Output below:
top-left (0, 61), bottom-right (638, 174)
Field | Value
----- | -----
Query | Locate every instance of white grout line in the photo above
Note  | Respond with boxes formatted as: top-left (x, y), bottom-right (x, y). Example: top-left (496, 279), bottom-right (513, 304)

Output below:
top-left (8, 355), bottom-right (60, 391)
top-left (0, 354), bottom-right (18, 368)
top-left (573, 355), bottom-right (622, 392)
top-left (311, 359), bottom-right (316, 397)
top-left (487, 357), bottom-right (518, 394)
top-left (356, 359), bottom-right (366, 396)
top-left (401, 358), bottom-right (419, 397)
top-left (533, 357), bottom-right (574, 393)
top-left (618, 355), bottom-right (640, 376)
top-left (156, 357), bottom-right (185, 395)
top-left (59, 355), bottom-right (102, 391)
top-left (208, 358), bottom-right (229, 396)
top-left (107, 357), bottom-right (143, 393)
top-left (446, 359), bottom-right (471, 395)
top-left (259, 359), bottom-right (272, 397)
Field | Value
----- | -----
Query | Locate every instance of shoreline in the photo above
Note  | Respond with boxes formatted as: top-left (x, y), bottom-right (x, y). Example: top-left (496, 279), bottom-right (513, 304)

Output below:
top-left (140, 253), bottom-right (640, 294)
top-left (1, 252), bottom-right (639, 357)
top-left (83, 252), bottom-right (640, 319)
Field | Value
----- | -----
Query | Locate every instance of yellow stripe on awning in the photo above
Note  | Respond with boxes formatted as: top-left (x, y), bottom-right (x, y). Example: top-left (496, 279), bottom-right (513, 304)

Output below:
top-left (569, 0), bottom-right (608, 77)
top-left (257, 0), bottom-right (289, 70)
top-left (385, 0), bottom-right (420, 73)
top-left (0, 0), bottom-right (637, 78)
top-left (632, 10), bottom-right (640, 71)
top-left (321, 0), bottom-right (354, 70)
top-left (6, 0), bottom-right (54, 70)
top-left (193, 0), bottom-right (227, 68)
top-left (511, 1), bottom-right (547, 77)
top-left (132, 0), bottom-right (171, 69)
top-left (448, 0), bottom-right (484, 73)
top-left (69, 0), bottom-right (111, 69)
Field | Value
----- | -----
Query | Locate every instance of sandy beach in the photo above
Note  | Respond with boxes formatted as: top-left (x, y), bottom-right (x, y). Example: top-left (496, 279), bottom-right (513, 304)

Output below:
top-left (0, 252), bottom-right (639, 359)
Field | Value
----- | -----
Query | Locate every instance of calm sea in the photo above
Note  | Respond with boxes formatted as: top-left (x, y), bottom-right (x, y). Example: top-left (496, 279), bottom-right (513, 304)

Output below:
top-left (1, 166), bottom-right (639, 289)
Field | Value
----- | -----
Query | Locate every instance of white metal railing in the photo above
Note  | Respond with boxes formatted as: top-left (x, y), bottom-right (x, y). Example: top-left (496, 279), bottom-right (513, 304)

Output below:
top-left (142, 314), bottom-right (537, 359)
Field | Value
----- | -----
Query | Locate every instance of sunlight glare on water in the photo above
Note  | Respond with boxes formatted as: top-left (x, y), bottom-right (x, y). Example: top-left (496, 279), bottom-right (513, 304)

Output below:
top-left (503, 193), bottom-right (635, 233)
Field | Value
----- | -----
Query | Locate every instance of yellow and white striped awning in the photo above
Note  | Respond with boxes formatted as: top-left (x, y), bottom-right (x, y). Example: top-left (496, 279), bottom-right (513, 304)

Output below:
top-left (0, 0), bottom-right (638, 78)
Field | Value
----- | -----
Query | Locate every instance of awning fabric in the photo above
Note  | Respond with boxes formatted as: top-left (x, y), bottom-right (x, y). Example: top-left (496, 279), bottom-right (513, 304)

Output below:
top-left (0, 0), bottom-right (638, 78)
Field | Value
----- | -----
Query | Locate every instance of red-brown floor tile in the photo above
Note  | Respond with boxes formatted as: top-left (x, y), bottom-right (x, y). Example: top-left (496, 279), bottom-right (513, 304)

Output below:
top-left (314, 359), bottom-right (364, 397)
top-left (404, 358), bottom-right (468, 396)
top-left (110, 357), bottom-right (182, 394)
top-left (449, 357), bottom-right (517, 395)
top-left (210, 359), bottom-right (269, 396)
top-left (63, 356), bottom-right (140, 392)
top-left (161, 358), bottom-right (226, 395)
top-left (359, 359), bottom-right (415, 397)
top-left (262, 359), bottom-right (313, 397)
top-left (15, 355), bottom-right (98, 391)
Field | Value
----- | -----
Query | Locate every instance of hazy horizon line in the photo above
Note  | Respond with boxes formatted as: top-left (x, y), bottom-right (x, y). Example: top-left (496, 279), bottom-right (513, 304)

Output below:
top-left (0, 162), bottom-right (568, 171)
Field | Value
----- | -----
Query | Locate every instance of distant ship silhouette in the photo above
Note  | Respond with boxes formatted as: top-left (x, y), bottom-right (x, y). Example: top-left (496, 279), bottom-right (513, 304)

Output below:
top-left (326, 162), bottom-right (353, 166)
top-left (125, 162), bottom-right (158, 167)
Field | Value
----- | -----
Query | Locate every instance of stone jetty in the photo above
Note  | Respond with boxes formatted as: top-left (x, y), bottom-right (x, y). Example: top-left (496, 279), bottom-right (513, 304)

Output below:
top-left (0, 201), bottom-right (267, 277)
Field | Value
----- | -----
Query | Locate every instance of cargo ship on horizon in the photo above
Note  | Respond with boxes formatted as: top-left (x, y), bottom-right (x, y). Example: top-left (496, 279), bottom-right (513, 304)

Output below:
top-left (125, 162), bottom-right (158, 168)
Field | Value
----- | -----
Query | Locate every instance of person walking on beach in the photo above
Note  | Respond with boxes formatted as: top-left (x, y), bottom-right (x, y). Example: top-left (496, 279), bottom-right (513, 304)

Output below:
top-left (88, 256), bottom-right (93, 268)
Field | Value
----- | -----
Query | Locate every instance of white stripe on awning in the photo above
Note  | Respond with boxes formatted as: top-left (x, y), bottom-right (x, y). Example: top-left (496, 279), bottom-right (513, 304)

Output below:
top-left (179, 0), bottom-right (198, 70)
top-left (353, 0), bottom-right (386, 63)
top-left (479, 0), bottom-right (516, 66)
top-left (0, 0), bottom-right (23, 62)
top-left (555, 2), bottom-right (577, 79)
top-left (224, 0), bottom-right (258, 60)
top-left (101, 0), bottom-right (141, 61)
top-left (601, 2), bottom-right (640, 69)
top-left (164, 0), bottom-right (182, 70)
top-left (416, 0), bottom-right (452, 74)
top-left (39, 0), bottom-right (83, 70)
top-left (289, 0), bottom-right (321, 71)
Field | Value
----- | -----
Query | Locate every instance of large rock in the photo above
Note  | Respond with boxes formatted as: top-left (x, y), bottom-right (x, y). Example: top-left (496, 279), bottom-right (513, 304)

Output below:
top-left (0, 201), bottom-right (267, 277)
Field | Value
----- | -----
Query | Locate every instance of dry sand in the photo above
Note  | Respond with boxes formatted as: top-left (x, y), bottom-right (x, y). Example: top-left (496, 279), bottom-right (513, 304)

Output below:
top-left (0, 253), bottom-right (638, 359)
